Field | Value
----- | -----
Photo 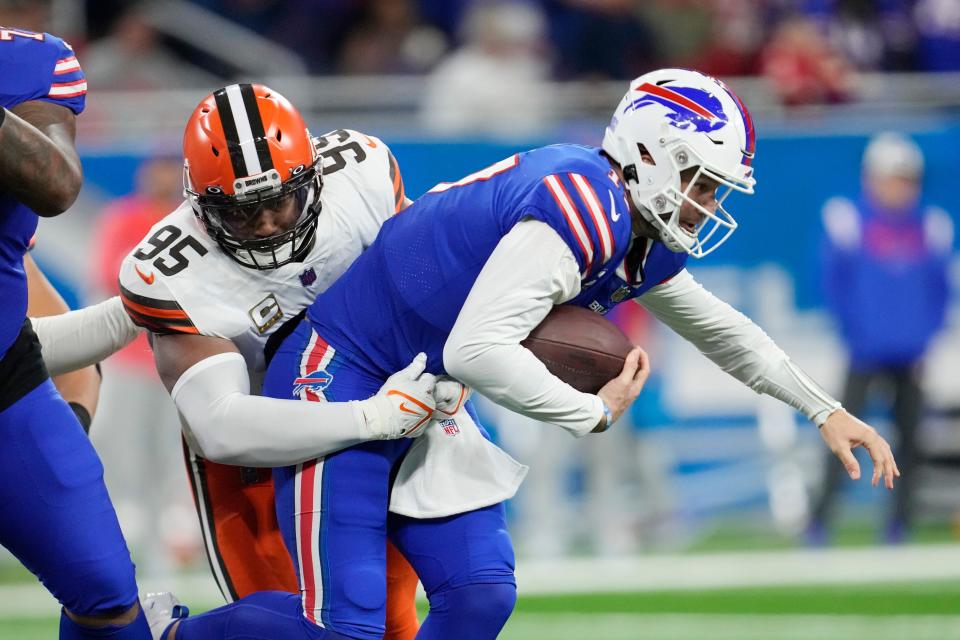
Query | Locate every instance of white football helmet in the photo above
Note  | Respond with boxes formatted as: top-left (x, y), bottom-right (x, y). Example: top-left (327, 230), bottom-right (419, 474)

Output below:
top-left (602, 69), bottom-right (757, 258)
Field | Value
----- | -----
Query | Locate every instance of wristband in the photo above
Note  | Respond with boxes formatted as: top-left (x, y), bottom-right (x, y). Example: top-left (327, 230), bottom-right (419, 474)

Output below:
top-left (68, 401), bottom-right (92, 434)
top-left (594, 399), bottom-right (614, 433)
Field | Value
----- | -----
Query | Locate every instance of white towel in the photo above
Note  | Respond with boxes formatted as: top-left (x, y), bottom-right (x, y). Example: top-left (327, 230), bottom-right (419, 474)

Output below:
top-left (389, 405), bottom-right (528, 519)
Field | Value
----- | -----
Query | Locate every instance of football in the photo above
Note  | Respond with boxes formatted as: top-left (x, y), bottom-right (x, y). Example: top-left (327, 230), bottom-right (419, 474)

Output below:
top-left (521, 305), bottom-right (634, 394)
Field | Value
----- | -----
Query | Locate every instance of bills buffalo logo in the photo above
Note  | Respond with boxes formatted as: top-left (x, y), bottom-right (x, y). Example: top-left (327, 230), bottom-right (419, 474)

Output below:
top-left (627, 82), bottom-right (727, 134)
top-left (293, 369), bottom-right (333, 397)
top-left (439, 418), bottom-right (460, 436)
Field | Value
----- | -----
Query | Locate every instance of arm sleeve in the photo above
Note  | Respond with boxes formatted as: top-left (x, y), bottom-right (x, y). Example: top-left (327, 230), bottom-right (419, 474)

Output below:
top-left (30, 296), bottom-right (142, 376)
top-left (637, 269), bottom-right (841, 425)
top-left (443, 218), bottom-right (605, 437)
top-left (171, 352), bottom-right (370, 466)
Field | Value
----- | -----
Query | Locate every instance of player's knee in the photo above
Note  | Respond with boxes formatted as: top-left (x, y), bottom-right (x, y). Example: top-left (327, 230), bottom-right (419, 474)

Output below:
top-left (61, 565), bottom-right (138, 619)
top-left (478, 582), bottom-right (517, 622)
top-left (432, 581), bottom-right (517, 624)
top-left (62, 600), bottom-right (141, 628)
top-left (337, 561), bottom-right (388, 613)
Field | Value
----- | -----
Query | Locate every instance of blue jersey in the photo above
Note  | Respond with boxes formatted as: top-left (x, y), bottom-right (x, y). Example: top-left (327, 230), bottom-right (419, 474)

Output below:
top-left (307, 144), bottom-right (687, 376)
top-left (0, 28), bottom-right (86, 356)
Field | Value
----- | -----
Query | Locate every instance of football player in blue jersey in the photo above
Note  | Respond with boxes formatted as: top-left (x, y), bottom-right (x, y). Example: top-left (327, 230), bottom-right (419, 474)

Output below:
top-left (0, 27), bottom-right (154, 640)
top-left (159, 69), bottom-right (899, 640)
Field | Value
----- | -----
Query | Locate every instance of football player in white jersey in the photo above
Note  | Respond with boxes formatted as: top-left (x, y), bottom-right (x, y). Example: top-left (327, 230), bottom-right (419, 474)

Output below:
top-left (32, 84), bottom-right (430, 640)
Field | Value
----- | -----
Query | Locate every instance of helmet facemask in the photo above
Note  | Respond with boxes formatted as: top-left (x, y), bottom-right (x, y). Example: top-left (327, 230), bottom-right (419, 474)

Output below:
top-left (182, 83), bottom-right (323, 271)
top-left (625, 140), bottom-right (754, 258)
top-left (186, 160), bottom-right (322, 270)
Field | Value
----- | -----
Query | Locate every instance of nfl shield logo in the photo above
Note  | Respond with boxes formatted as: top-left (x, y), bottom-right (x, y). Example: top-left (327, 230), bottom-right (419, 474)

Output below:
top-left (439, 419), bottom-right (460, 436)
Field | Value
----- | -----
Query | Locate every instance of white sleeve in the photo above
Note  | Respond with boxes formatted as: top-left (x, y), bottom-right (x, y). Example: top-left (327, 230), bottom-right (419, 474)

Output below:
top-left (30, 296), bottom-right (143, 376)
top-left (637, 269), bottom-right (841, 425)
top-left (443, 218), bottom-right (605, 437)
top-left (172, 352), bottom-right (370, 466)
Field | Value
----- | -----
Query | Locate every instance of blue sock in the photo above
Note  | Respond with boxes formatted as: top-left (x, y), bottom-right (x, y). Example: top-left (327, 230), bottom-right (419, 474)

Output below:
top-left (59, 605), bottom-right (151, 639)
top-left (172, 591), bottom-right (351, 640)
top-left (417, 582), bottom-right (516, 640)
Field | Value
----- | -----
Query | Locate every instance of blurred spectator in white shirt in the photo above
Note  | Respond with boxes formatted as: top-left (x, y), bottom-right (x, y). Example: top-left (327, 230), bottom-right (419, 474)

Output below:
top-left (420, 0), bottom-right (553, 138)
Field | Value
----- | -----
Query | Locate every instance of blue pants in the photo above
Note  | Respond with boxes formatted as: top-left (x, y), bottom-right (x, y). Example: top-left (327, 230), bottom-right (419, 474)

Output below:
top-left (262, 321), bottom-right (516, 640)
top-left (0, 379), bottom-right (139, 616)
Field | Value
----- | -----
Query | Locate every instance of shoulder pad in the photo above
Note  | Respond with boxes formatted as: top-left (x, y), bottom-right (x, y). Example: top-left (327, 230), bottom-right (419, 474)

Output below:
top-left (117, 212), bottom-right (211, 334)
top-left (532, 170), bottom-right (631, 277)
top-left (0, 30), bottom-right (86, 113)
top-left (314, 128), bottom-right (403, 214)
top-left (118, 263), bottom-right (198, 335)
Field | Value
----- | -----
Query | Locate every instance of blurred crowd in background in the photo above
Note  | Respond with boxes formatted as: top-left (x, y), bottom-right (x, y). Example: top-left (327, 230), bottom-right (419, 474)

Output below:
top-left (5, 0), bottom-right (960, 104)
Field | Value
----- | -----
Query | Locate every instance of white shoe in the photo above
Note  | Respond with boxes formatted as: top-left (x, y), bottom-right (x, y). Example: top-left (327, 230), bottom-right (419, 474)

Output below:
top-left (142, 592), bottom-right (189, 640)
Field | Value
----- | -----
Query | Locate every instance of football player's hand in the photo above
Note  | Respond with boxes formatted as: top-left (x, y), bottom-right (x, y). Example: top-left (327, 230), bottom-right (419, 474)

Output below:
top-left (433, 376), bottom-right (471, 417)
top-left (359, 353), bottom-right (437, 439)
top-left (595, 347), bottom-right (650, 432)
top-left (819, 408), bottom-right (900, 489)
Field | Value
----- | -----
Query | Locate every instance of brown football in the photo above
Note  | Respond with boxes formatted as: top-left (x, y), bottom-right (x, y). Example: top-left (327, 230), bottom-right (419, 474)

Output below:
top-left (521, 305), bottom-right (634, 394)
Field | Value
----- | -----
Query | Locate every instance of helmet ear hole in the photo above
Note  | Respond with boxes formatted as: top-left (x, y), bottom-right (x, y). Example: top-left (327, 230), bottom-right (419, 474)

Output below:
top-left (211, 146), bottom-right (219, 157)
top-left (636, 144), bottom-right (656, 166)
top-left (277, 129), bottom-right (283, 142)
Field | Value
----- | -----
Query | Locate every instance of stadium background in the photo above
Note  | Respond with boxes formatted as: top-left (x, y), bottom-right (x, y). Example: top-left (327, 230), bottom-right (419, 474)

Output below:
top-left (4, 0), bottom-right (960, 637)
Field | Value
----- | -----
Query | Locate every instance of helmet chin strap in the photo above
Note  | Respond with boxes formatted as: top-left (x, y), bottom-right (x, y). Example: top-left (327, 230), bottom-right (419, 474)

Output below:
top-left (639, 206), bottom-right (693, 254)
top-left (621, 166), bottom-right (691, 255)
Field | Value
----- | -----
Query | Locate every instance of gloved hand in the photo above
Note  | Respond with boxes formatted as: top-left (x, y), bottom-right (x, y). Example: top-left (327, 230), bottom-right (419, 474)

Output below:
top-left (433, 376), bottom-right (472, 417)
top-left (358, 353), bottom-right (437, 439)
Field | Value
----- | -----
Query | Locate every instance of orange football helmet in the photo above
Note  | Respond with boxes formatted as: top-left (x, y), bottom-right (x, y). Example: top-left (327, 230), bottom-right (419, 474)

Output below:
top-left (183, 83), bottom-right (321, 269)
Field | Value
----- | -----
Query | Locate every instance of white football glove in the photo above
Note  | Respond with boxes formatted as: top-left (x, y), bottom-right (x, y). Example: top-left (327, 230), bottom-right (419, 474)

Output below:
top-left (433, 376), bottom-right (472, 417)
top-left (358, 353), bottom-right (437, 439)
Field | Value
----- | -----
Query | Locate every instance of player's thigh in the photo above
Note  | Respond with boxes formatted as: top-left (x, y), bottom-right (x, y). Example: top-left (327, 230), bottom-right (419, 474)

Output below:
top-left (0, 380), bottom-right (138, 615)
top-left (268, 326), bottom-right (409, 636)
top-left (389, 502), bottom-right (516, 596)
top-left (273, 438), bottom-right (409, 636)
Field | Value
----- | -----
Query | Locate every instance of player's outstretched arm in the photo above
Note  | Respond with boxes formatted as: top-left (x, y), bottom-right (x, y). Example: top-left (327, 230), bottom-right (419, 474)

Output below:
top-left (639, 269), bottom-right (899, 488)
top-left (155, 333), bottom-right (436, 466)
top-left (0, 102), bottom-right (82, 216)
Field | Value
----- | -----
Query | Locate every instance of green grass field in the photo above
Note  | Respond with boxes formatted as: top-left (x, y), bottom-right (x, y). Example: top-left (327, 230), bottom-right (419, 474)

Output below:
top-left (2, 582), bottom-right (958, 640)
